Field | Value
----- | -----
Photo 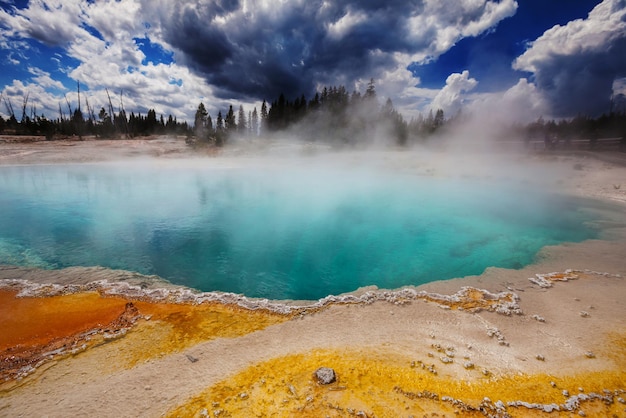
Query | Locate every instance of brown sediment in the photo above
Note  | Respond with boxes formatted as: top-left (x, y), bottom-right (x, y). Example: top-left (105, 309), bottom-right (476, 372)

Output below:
top-left (109, 299), bottom-right (290, 370)
top-left (0, 290), bottom-right (134, 381)
top-left (0, 279), bottom-right (523, 383)
top-left (1, 267), bottom-right (624, 416)
top-left (0, 290), bottom-right (130, 352)
top-left (421, 286), bottom-right (520, 313)
top-left (0, 288), bottom-right (290, 383)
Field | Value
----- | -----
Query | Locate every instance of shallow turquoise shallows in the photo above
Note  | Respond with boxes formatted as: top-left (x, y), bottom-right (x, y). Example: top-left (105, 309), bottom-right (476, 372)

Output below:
top-left (0, 162), bottom-right (598, 300)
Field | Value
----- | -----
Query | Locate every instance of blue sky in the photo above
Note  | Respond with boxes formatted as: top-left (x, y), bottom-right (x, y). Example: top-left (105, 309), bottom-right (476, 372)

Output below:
top-left (1, 0), bottom-right (625, 124)
top-left (414, 0), bottom-right (601, 90)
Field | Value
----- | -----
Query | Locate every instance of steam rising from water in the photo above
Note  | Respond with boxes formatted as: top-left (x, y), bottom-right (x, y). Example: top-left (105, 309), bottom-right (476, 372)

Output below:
top-left (0, 150), bottom-right (600, 300)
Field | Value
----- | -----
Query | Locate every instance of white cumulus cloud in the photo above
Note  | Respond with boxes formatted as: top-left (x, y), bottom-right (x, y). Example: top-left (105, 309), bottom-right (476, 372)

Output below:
top-left (430, 70), bottom-right (478, 116)
top-left (513, 0), bottom-right (626, 116)
top-left (1, 0), bottom-right (519, 122)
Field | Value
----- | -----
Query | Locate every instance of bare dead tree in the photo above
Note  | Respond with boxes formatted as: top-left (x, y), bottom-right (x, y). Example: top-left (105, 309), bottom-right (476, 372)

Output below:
top-left (77, 81), bottom-right (81, 113)
top-left (3, 94), bottom-right (16, 119)
top-left (64, 94), bottom-right (73, 118)
top-left (21, 92), bottom-right (29, 122)
top-left (119, 89), bottom-right (129, 137)
top-left (105, 88), bottom-right (115, 123)
top-left (85, 96), bottom-right (96, 123)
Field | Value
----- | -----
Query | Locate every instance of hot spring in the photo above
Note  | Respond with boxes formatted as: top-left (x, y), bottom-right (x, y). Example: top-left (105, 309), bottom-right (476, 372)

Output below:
top-left (0, 157), bottom-right (600, 300)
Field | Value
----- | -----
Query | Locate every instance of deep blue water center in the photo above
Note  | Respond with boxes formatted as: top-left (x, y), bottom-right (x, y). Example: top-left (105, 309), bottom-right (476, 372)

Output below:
top-left (0, 162), bottom-right (598, 300)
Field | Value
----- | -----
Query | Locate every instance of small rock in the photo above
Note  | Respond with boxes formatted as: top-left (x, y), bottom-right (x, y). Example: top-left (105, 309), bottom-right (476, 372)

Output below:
top-left (536, 354), bottom-right (545, 361)
top-left (584, 351), bottom-right (596, 358)
top-left (239, 392), bottom-right (248, 400)
top-left (578, 411), bottom-right (586, 417)
top-left (562, 390), bottom-right (569, 397)
top-left (314, 367), bottom-right (337, 385)
top-left (550, 381), bottom-right (557, 388)
top-left (185, 354), bottom-right (199, 363)
top-left (463, 362), bottom-right (474, 369)
top-left (440, 356), bottom-right (453, 364)
top-left (580, 311), bottom-right (590, 318)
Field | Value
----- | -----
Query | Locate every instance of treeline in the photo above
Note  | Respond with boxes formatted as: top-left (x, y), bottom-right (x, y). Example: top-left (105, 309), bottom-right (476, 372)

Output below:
top-left (0, 91), bottom-right (191, 139)
top-left (192, 101), bottom-right (263, 146)
top-left (192, 78), bottom-right (626, 148)
top-left (2, 79), bottom-right (625, 148)
top-left (192, 79), bottom-right (448, 147)
top-left (519, 112), bottom-right (626, 141)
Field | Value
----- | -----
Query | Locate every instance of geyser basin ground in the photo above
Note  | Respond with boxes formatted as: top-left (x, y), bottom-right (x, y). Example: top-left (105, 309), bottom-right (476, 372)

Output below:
top-left (1, 140), bottom-right (625, 417)
top-left (0, 157), bottom-right (602, 300)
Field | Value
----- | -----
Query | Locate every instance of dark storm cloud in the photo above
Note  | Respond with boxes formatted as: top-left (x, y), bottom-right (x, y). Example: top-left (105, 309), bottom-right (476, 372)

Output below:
top-left (158, 0), bottom-right (515, 101)
top-left (163, 4), bottom-right (234, 72)
top-left (532, 39), bottom-right (626, 117)
top-left (0, 0), bottom-right (517, 121)
top-left (162, 0), bottom-right (404, 99)
top-left (514, 0), bottom-right (626, 117)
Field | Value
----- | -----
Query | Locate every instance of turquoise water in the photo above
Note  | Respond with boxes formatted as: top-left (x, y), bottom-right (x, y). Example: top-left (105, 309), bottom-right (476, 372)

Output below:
top-left (0, 162), bottom-right (599, 300)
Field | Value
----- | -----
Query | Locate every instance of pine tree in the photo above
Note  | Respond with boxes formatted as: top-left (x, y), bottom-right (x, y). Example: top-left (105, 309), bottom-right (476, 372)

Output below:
top-left (225, 105), bottom-right (236, 132)
top-left (309, 93), bottom-right (320, 111)
top-left (215, 111), bottom-right (225, 146)
top-left (251, 107), bottom-right (259, 136)
top-left (194, 102), bottom-right (208, 138)
top-left (434, 109), bottom-right (445, 128)
top-left (146, 109), bottom-right (158, 133)
top-left (365, 78), bottom-right (376, 99)
top-left (260, 100), bottom-right (268, 135)
top-left (321, 87), bottom-right (329, 104)
top-left (216, 111), bottom-right (224, 131)
top-left (237, 105), bottom-right (246, 134)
